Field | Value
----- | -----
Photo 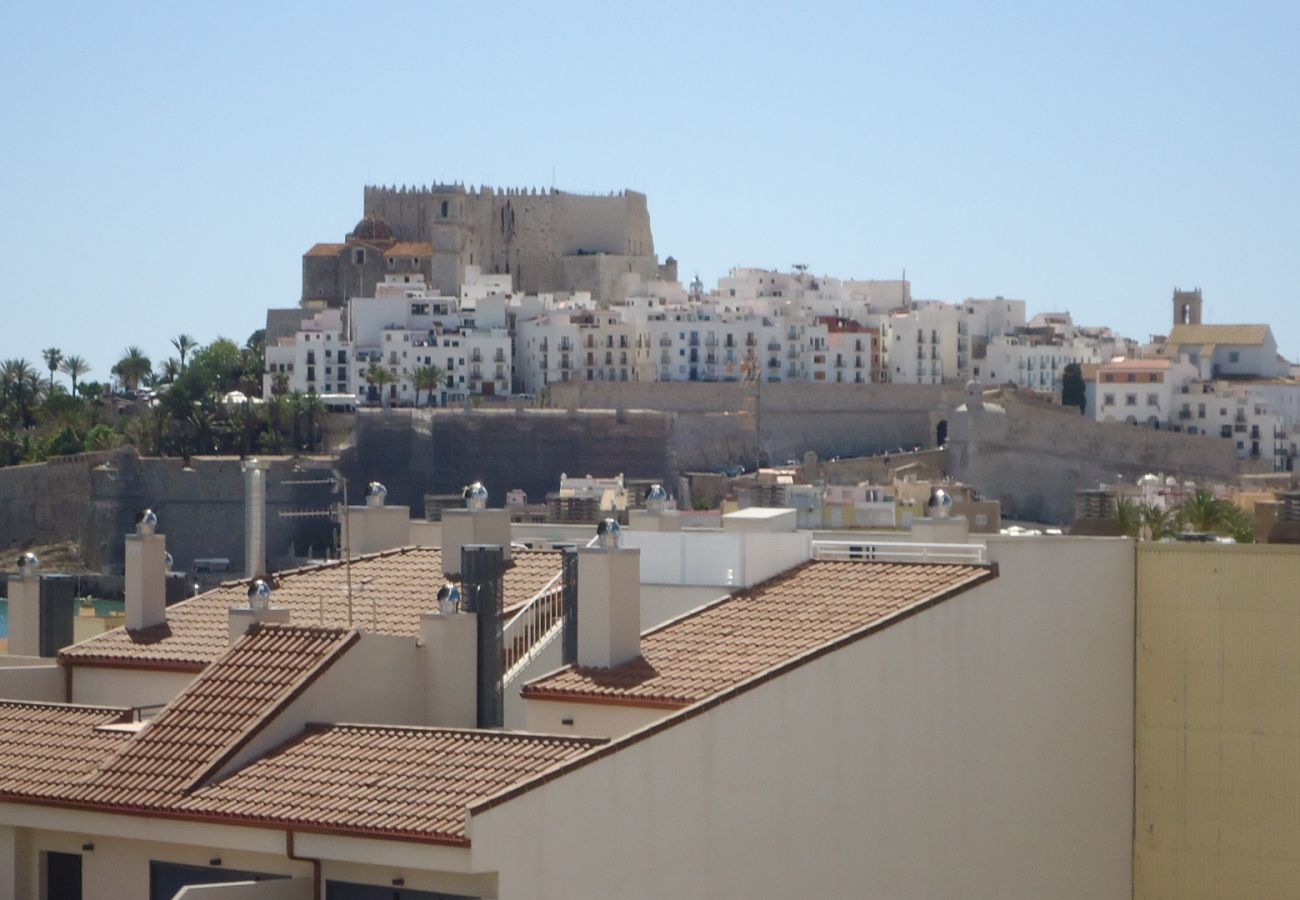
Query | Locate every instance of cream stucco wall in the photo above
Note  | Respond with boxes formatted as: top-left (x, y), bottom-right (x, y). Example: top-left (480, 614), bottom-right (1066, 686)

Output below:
top-left (1135, 543), bottom-right (1300, 900)
top-left (69, 666), bottom-right (198, 709)
top-left (475, 536), bottom-right (1136, 899)
top-left (523, 696), bottom-right (667, 739)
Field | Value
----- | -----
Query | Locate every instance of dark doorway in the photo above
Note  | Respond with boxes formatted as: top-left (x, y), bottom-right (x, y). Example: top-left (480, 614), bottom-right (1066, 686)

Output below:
top-left (936, 419), bottom-right (949, 447)
top-left (45, 852), bottom-right (82, 900)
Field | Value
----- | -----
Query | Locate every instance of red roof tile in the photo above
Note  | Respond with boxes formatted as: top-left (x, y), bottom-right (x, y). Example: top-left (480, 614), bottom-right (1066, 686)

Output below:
top-left (0, 701), bottom-right (134, 798)
top-left (523, 561), bottom-right (993, 708)
top-left (384, 241), bottom-right (432, 258)
top-left (176, 724), bottom-right (603, 843)
top-left (61, 548), bottom-right (561, 670)
top-left (63, 625), bottom-right (356, 810)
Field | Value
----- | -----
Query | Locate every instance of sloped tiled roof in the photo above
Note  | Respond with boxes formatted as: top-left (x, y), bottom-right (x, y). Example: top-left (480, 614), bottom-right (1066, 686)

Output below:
top-left (0, 701), bottom-right (133, 798)
top-left (385, 241), bottom-right (433, 258)
top-left (61, 548), bottom-right (561, 670)
top-left (175, 724), bottom-right (604, 843)
top-left (304, 242), bottom-right (345, 258)
top-left (523, 561), bottom-right (993, 708)
top-left (1168, 324), bottom-right (1271, 347)
top-left (63, 625), bottom-right (356, 810)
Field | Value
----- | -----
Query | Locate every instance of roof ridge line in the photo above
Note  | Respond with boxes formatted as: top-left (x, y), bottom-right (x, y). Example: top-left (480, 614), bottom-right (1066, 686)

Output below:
top-left (314, 721), bottom-right (608, 744)
top-left (183, 629), bottom-right (363, 792)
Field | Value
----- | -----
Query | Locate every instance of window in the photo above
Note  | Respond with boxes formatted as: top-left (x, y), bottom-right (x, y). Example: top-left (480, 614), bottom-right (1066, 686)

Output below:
top-left (1147, 394), bottom-right (1159, 406)
top-left (1229, 351), bottom-right (1240, 363)
top-left (1103, 393), bottom-right (1116, 406)
top-left (1126, 394), bottom-right (1137, 406)
top-left (440, 200), bottom-right (449, 217)
top-left (353, 248), bottom-right (365, 265)
top-left (45, 851), bottom-right (82, 900)
top-left (151, 862), bottom-right (283, 900)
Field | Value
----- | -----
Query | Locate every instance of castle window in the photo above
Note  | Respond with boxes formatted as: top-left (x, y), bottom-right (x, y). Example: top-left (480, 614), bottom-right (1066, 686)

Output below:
top-left (441, 201), bottom-right (449, 217)
top-left (353, 249), bottom-right (365, 265)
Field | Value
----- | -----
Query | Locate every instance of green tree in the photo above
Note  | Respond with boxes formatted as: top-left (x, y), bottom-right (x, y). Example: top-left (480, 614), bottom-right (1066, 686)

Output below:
top-left (171, 334), bottom-right (198, 370)
top-left (1061, 363), bottom-right (1086, 415)
top-left (58, 355), bottom-right (90, 396)
top-left (42, 348), bottom-right (63, 393)
top-left (1175, 489), bottom-right (1255, 543)
top-left (412, 364), bottom-right (446, 407)
top-left (112, 346), bottom-right (152, 392)
top-left (365, 362), bottom-right (396, 408)
top-left (159, 357), bottom-right (181, 384)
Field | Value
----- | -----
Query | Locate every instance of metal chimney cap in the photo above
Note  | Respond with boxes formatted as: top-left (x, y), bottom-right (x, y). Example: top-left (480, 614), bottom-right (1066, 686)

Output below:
top-left (596, 517), bottom-right (622, 549)
top-left (136, 508), bottom-right (159, 535)
top-left (436, 582), bottom-right (462, 614)
top-left (247, 579), bottom-right (272, 610)
top-left (464, 481), bottom-right (488, 511)
top-left (928, 488), bottom-right (953, 518)
top-left (367, 481), bottom-right (388, 499)
top-left (17, 552), bottom-right (40, 578)
top-left (645, 483), bottom-right (668, 513)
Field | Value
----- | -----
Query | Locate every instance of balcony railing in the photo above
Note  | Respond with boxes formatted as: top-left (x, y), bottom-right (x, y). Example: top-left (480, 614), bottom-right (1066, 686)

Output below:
top-left (813, 540), bottom-right (986, 564)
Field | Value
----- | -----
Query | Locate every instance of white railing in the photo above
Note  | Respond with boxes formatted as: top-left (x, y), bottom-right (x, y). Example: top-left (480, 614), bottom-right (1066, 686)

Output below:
top-left (812, 540), bottom-right (986, 565)
top-left (501, 571), bottom-right (565, 684)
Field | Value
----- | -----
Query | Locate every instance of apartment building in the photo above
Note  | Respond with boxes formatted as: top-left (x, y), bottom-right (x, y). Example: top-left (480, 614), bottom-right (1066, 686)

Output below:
top-left (0, 504), bottom-right (1137, 899)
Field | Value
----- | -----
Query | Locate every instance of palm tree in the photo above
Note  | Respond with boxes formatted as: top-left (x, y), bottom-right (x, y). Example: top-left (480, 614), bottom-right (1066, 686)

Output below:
top-left (42, 348), bottom-right (63, 393)
top-left (172, 334), bottom-right (197, 370)
top-left (365, 362), bottom-right (396, 408)
top-left (1, 358), bottom-right (41, 428)
top-left (412, 364), bottom-right (446, 407)
top-left (112, 346), bottom-right (152, 392)
top-left (159, 357), bottom-right (181, 384)
top-left (1175, 489), bottom-right (1254, 542)
top-left (58, 355), bottom-right (90, 396)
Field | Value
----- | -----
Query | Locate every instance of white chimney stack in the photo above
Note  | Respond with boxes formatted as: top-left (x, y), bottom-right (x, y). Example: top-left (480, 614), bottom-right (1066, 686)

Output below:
top-left (577, 519), bottom-right (641, 669)
top-left (6, 552), bottom-right (43, 657)
top-left (125, 510), bottom-right (168, 631)
top-left (420, 583), bottom-right (477, 727)
top-left (244, 458), bottom-right (269, 578)
top-left (442, 482), bottom-right (512, 577)
top-left (228, 578), bottom-right (290, 644)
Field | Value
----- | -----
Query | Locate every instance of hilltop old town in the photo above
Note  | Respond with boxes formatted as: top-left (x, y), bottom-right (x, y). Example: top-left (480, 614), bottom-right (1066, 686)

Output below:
top-left (1, 182), bottom-right (1299, 899)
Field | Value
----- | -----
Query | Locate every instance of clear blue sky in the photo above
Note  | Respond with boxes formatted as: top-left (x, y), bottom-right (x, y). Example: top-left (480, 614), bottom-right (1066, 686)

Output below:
top-left (2, 1), bottom-right (1297, 383)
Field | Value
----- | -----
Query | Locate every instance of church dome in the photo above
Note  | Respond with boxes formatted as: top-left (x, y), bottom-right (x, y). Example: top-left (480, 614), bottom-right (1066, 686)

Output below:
top-left (349, 213), bottom-right (394, 242)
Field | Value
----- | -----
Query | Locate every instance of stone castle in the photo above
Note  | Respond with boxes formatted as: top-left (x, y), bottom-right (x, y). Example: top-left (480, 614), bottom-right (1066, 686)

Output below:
top-left (302, 183), bottom-right (675, 306)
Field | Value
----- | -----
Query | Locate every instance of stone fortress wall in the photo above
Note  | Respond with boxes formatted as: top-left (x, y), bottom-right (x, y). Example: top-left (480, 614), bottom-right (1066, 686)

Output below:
top-left (360, 184), bottom-right (662, 300)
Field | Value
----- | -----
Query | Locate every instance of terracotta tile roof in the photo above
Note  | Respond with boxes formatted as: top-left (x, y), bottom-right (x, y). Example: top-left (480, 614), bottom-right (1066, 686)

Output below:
top-left (385, 241), bottom-right (433, 258)
top-left (305, 242), bottom-right (345, 258)
top-left (523, 561), bottom-right (993, 708)
top-left (0, 701), bottom-right (134, 798)
top-left (61, 548), bottom-right (562, 670)
top-left (1168, 324), bottom-right (1271, 348)
top-left (62, 625), bottom-right (356, 810)
top-left (175, 724), bottom-right (604, 843)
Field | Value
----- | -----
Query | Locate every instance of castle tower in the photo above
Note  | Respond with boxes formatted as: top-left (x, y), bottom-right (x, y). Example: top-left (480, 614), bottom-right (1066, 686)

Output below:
top-left (1173, 287), bottom-right (1202, 327)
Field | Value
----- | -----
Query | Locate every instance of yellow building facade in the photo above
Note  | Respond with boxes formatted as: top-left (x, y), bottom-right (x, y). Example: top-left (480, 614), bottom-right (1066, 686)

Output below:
top-left (1136, 543), bottom-right (1300, 899)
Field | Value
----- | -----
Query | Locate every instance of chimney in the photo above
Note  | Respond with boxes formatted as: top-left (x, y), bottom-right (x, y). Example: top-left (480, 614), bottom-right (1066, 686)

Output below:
top-left (628, 483), bottom-right (682, 532)
top-left (126, 509), bottom-right (168, 631)
top-left (6, 553), bottom-right (42, 657)
top-left (420, 582), bottom-right (477, 727)
top-left (461, 544), bottom-right (507, 728)
top-left (1070, 488), bottom-right (1124, 537)
top-left (910, 486), bottom-right (970, 544)
top-left (228, 578), bottom-right (290, 644)
top-left (577, 519), bottom-right (641, 669)
top-left (366, 481), bottom-right (387, 507)
top-left (1267, 490), bottom-right (1300, 544)
top-left (441, 482), bottom-right (512, 577)
top-left (243, 458), bottom-right (269, 578)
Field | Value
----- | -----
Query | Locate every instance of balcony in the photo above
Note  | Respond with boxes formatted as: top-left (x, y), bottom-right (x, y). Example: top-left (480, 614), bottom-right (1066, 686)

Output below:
top-left (659, 337), bottom-right (672, 347)
top-left (494, 350), bottom-right (506, 363)
top-left (767, 342), bottom-right (781, 352)
top-left (704, 336), bottom-right (718, 347)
